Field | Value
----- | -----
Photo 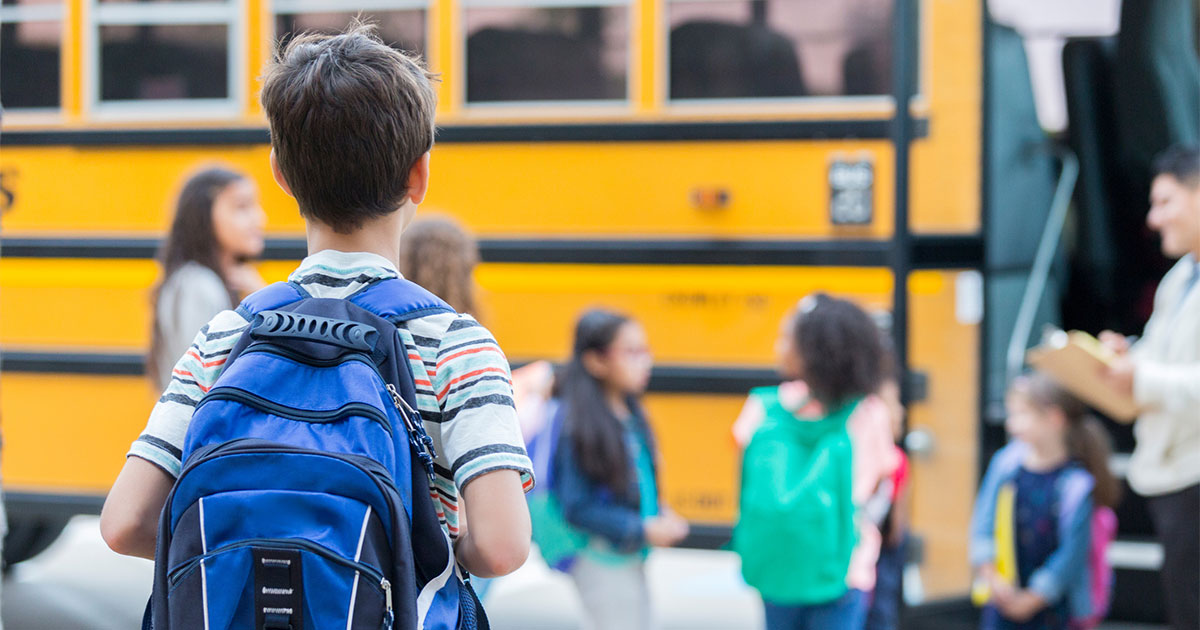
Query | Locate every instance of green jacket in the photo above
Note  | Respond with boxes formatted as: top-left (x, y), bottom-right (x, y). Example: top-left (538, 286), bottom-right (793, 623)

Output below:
top-left (732, 386), bottom-right (858, 605)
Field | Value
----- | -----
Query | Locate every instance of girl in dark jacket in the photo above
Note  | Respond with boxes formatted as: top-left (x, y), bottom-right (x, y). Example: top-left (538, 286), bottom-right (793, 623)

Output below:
top-left (554, 309), bottom-right (689, 630)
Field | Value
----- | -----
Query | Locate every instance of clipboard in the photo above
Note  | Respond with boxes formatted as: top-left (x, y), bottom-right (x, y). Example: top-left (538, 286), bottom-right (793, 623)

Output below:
top-left (1026, 330), bottom-right (1139, 422)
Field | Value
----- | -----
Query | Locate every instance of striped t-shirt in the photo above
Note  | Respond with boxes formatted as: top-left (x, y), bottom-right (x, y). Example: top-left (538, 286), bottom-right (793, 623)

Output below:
top-left (129, 249), bottom-right (534, 538)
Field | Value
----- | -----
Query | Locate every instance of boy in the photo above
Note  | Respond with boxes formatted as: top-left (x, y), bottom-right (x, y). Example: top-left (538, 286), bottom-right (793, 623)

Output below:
top-left (100, 24), bottom-right (533, 580)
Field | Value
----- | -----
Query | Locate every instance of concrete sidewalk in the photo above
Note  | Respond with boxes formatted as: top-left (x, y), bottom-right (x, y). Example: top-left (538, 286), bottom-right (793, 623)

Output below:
top-left (0, 517), bottom-right (1168, 630)
top-left (484, 547), bottom-right (1166, 630)
top-left (485, 547), bottom-right (764, 630)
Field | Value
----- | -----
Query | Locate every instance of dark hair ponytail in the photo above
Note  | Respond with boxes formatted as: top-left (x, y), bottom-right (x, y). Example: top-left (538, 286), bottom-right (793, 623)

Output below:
top-left (1067, 416), bottom-right (1122, 509)
top-left (1014, 373), bottom-right (1123, 509)
top-left (560, 309), bottom-right (649, 497)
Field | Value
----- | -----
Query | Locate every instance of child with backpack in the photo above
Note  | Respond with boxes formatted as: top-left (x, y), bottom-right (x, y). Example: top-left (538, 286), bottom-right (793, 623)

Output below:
top-left (100, 23), bottom-right (533, 630)
top-left (969, 372), bottom-right (1120, 630)
top-left (552, 309), bottom-right (689, 630)
top-left (732, 293), bottom-right (893, 630)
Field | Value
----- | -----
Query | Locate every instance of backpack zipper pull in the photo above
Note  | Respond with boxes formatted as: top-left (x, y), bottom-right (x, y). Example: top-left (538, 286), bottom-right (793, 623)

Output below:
top-left (381, 577), bottom-right (394, 629)
top-left (386, 383), bottom-right (418, 417)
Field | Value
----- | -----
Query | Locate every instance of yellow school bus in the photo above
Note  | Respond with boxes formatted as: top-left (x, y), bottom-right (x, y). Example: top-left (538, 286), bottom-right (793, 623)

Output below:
top-left (1, 0), bottom-right (1017, 617)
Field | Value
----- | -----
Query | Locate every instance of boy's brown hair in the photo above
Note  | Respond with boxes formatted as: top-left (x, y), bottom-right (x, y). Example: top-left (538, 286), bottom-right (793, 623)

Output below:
top-left (261, 22), bottom-right (437, 233)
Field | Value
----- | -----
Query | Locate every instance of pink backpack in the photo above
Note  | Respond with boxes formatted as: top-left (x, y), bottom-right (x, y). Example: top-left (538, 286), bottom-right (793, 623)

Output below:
top-left (1072, 506), bottom-right (1117, 630)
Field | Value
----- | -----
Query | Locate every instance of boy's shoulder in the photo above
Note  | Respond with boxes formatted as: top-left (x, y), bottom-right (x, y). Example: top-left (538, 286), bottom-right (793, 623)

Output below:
top-left (205, 307), bottom-right (255, 336)
top-left (399, 310), bottom-right (494, 347)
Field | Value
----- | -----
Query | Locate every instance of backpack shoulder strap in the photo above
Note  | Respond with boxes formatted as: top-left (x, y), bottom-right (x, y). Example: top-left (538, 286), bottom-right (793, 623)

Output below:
top-left (221, 282), bottom-right (309, 368)
top-left (824, 396), bottom-right (862, 425)
top-left (348, 277), bottom-right (456, 323)
top-left (234, 281), bottom-right (308, 320)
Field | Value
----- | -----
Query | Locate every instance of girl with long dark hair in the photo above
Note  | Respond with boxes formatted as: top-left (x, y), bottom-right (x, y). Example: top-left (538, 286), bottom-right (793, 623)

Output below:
top-left (553, 309), bottom-right (689, 630)
top-left (149, 167), bottom-right (266, 389)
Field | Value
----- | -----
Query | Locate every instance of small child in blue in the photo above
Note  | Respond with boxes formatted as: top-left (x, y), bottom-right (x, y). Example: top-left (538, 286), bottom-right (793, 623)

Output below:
top-left (969, 373), bottom-right (1121, 630)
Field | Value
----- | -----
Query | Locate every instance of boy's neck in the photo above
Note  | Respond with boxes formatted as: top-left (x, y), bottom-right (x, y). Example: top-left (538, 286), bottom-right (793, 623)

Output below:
top-left (304, 208), bottom-right (411, 269)
top-left (1022, 438), bottom-right (1069, 472)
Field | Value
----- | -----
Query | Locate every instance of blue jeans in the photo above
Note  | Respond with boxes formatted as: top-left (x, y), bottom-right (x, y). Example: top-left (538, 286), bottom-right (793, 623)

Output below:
top-left (865, 535), bottom-right (907, 630)
top-left (764, 589), bottom-right (868, 630)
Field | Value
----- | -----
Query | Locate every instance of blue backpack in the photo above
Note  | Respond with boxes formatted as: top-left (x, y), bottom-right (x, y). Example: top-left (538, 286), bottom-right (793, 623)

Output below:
top-left (150, 279), bottom-right (488, 630)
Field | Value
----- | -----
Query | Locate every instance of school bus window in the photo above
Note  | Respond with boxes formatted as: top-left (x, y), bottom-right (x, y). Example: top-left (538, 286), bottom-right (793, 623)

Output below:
top-left (99, 24), bottom-right (229, 101)
top-left (667, 0), bottom-right (893, 101)
top-left (464, 1), bottom-right (629, 103)
top-left (0, 0), bottom-right (64, 110)
top-left (274, 1), bottom-right (426, 58)
top-left (92, 0), bottom-right (238, 105)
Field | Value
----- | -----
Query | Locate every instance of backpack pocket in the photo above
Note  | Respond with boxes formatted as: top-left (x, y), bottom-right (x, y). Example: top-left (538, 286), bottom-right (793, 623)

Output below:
top-left (185, 348), bottom-right (406, 471)
top-left (160, 442), bottom-right (412, 630)
top-left (733, 421), bottom-right (855, 603)
top-left (167, 537), bottom-right (392, 630)
top-left (193, 388), bottom-right (398, 473)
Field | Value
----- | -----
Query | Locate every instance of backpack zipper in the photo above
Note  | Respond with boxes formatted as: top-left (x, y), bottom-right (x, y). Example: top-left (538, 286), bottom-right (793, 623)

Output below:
top-left (160, 441), bottom-right (413, 629)
top-left (171, 440), bottom-right (409, 537)
top-left (241, 345), bottom-right (386, 381)
top-left (167, 537), bottom-right (388, 590)
top-left (198, 387), bottom-right (393, 437)
top-left (177, 440), bottom-right (404, 509)
top-left (381, 578), bottom-right (393, 629)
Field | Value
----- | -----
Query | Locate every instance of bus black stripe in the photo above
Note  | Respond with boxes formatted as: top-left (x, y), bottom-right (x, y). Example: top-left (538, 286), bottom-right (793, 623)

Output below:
top-left (0, 350), bottom-right (781, 395)
top-left (0, 119), bottom-right (928, 147)
top-left (0, 236), bottom-right (984, 268)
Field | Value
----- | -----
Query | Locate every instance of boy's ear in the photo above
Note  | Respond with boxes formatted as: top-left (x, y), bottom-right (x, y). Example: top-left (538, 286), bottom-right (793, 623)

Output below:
top-left (406, 152), bottom-right (431, 206)
top-left (269, 148), bottom-right (294, 198)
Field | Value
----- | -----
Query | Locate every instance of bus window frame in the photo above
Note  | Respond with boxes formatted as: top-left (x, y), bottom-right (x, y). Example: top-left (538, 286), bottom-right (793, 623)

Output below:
top-left (0, 1), bottom-right (68, 118)
top-left (658, 0), bottom-right (910, 115)
top-left (87, 0), bottom-right (245, 120)
top-left (271, 0), bottom-right (431, 58)
top-left (458, 0), bottom-right (635, 113)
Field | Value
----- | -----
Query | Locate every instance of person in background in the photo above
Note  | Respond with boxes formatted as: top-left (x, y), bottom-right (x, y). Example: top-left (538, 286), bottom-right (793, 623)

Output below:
top-left (1098, 144), bottom-right (1200, 630)
top-left (399, 214), bottom-right (556, 599)
top-left (148, 167), bottom-right (266, 391)
top-left (732, 294), bottom-right (893, 630)
top-left (398, 215), bottom-right (480, 315)
top-left (864, 375), bottom-right (910, 630)
top-left (554, 309), bottom-right (690, 630)
top-left (400, 215), bottom-right (557, 440)
top-left (969, 373), bottom-right (1121, 630)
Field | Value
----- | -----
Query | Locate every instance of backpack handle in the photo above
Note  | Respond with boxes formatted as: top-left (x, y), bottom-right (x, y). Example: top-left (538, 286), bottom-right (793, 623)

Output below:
top-left (250, 310), bottom-right (379, 352)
